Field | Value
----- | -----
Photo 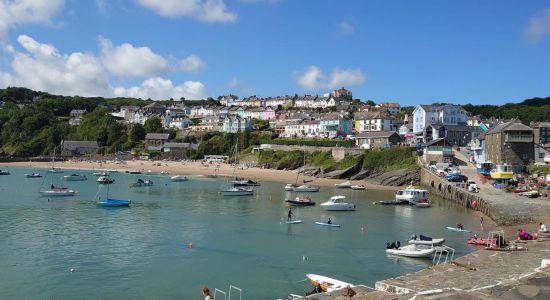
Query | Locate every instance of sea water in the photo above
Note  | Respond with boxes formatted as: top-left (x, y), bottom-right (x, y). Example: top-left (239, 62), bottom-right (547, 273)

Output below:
top-left (0, 167), bottom-right (483, 299)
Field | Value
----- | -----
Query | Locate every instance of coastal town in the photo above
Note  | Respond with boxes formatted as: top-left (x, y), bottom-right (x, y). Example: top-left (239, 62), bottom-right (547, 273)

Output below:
top-left (2, 1), bottom-right (550, 299)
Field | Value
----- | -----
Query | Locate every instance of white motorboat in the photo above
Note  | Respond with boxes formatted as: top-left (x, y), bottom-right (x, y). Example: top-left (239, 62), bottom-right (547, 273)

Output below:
top-left (93, 171), bottom-right (108, 176)
top-left (25, 173), bottom-right (42, 178)
top-left (408, 235), bottom-right (445, 246)
top-left (294, 184), bottom-right (320, 192)
top-left (160, 171), bottom-right (169, 175)
top-left (306, 274), bottom-right (354, 293)
top-left (395, 185), bottom-right (429, 205)
top-left (386, 244), bottom-right (435, 258)
top-left (334, 180), bottom-right (352, 188)
top-left (130, 179), bottom-right (153, 187)
top-left (63, 174), bottom-right (87, 181)
top-left (351, 185), bottom-right (366, 190)
top-left (285, 183), bottom-right (297, 191)
top-left (221, 186), bottom-right (254, 196)
top-left (97, 176), bottom-right (114, 184)
top-left (128, 170), bottom-right (142, 174)
top-left (0, 169), bottom-right (10, 175)
top-left (170, 175), bottom-right (188, 182)
top-left (47, 168), bottom-right (64, 173)
top-left (320, 195), bottom-right (356, 211)
top-left (39, 189), bottom-right (76, 197)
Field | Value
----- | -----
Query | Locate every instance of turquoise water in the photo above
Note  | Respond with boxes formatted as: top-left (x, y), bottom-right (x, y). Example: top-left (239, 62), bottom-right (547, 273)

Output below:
top-left (0, 167), bottom-right (483, 299)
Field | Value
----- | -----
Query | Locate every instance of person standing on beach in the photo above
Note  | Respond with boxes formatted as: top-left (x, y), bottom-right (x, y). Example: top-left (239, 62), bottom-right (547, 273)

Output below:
top-left (480, 217), bottom-right (484, 231)
top-left (287, 208), bottom-right (292, 222)
top-left (202, 286), bottom-right (213, 300)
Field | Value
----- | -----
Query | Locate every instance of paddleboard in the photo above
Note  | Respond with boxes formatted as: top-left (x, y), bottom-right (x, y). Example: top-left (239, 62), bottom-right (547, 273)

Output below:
top-left (315, 222), bottom-right (341, 227)
top-left (446, 226), bottom-right (471, 233)
top-left (285, 220), bottom-right (303, 224)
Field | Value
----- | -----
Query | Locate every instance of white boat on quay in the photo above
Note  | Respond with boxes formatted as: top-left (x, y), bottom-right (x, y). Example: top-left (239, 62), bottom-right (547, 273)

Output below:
top-left (386, 244), bottom-right (435, 258)
top-left (306, 274), bottom-right (354, 293)
top-left (320, 195), bottom-right (355, 211)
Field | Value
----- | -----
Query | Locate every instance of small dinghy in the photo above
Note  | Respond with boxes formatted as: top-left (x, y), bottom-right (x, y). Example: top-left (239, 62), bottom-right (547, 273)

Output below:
top-left (170, 175), bottom-right (188, 182)
top-left (285, 196), bottom-right (315, 206)
top-left (0, 169), bottom-right (10, 175)
top-left (96, 198), bottom-right (130, 207)
top-left (351, 185), bottom-right (366, 190)
top-left (25, 173), bottom-right (42, 178)
top-left (408, 234), bottom-right (445, 246)
top-left (306, 274), bottom-right (353, 293)
top-left (63, 174), bottom-right (87, 181)
top-left (93, 172), bottom-right (108, 176)
top-left (39, 189), bottom-right (76, 197)
top-left (446, 226), bottom-right (471, 233)
top-left (221, 186), bottom-right (254, 196)
top-left (386, 244), bottom-right (435, 258)
top-left (130, 179), bottom-right (153, 187)
top-left (315, 221), bottom-right (341, 227)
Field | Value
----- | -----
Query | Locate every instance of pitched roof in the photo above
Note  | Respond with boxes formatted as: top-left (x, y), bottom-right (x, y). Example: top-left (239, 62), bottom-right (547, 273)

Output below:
top-left (488, 120), bottom-right (533, 134)
top-left (354, 110), bottom-right (391, 120)
top-left (145, 133), bottom-right (170, 140)
top-left (163, 142), bottom-right (190, 148)
top-left (425, 138), bottom-right (451, 147)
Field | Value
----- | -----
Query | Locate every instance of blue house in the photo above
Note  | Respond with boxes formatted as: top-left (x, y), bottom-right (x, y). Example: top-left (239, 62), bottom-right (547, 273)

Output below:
top-left (319, 112), bottom-right (352, 138)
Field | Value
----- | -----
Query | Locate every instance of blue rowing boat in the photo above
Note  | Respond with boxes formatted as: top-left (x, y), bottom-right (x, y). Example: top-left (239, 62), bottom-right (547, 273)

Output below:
top-left (96, 198), bottom-right (130, 207)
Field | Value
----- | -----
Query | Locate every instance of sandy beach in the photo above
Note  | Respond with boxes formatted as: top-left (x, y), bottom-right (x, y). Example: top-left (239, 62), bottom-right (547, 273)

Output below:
top-left (0, 160), bottom-right (402, 191)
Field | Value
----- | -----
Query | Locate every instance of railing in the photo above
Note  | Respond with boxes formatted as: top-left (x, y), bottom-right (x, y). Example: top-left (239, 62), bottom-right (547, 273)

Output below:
top-left (214, 285), bottom-right (242, 300)
top-left (433, 245), bottom-right (455, 265)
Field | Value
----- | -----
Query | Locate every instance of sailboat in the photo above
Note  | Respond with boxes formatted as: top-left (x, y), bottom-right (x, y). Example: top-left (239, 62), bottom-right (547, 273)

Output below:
top-left (220, 137), bottom-right (254, 196)
top-left (285, 150), bottom-right (320, 192)
top-left (48, 147), bottom-right (64, 173)
top-left (39, 174), bottom-right (76, 197)
top-left (96, 181), bottom-right (130, 207)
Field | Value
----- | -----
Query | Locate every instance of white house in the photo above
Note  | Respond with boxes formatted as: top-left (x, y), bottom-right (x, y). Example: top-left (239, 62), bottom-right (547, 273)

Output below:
top-left (412, 104), bottom-right (469, 134)
top-left (376, 103), bottom-right (402, 115)
top-left (354, 110), bottom-right (394, 133)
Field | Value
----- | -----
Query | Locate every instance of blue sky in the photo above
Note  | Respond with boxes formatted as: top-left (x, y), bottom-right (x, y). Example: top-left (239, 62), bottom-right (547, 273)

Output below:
top-left (0, 0), bottom-right (549, 105)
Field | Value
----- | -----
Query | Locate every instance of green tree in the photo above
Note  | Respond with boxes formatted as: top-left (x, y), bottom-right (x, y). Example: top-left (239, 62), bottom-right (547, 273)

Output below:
top-left (144, 117), bottom-right (163, 133)
top-left (130, 123), bottom-right (146, 142)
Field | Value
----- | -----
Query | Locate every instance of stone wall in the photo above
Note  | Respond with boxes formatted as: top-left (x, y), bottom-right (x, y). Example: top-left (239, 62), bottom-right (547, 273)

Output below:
top-left (420, 167), bottom-right (491, 217)
top-left (267, 144), bottom-right (364, 161)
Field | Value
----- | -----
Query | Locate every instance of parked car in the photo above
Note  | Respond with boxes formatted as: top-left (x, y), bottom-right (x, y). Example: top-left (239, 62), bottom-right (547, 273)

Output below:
top-left (446, 173), bottom-right (468, 182)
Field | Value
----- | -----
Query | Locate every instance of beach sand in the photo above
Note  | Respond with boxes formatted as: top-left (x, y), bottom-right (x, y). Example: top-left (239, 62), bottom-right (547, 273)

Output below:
top-left (0, 160), bottom-right (401, 191)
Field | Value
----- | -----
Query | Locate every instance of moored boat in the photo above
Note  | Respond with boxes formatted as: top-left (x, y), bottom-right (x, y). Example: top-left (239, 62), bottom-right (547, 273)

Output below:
top-left (128, 170), bottom-right (142, 174)
top-left (467, 237), bottom-right (496, 246)
top-left (306, 274), bottom-right (354, 293)
top-left (334, 180), bottom-right (352, 188)
top-left (490, 164), bottom-right (513, 180)
top-left (170, 175), bottom-right (188, 182)
top-left (96, 198), bottom-right (130, 207)
top-left (0, 169), bottom-right (11, 175)
top-left (285, 196), bottom-right (315, 206)
top-left (395, 185), bottom-right (428, 205)
top-left (63, 174), bottom-right (87, 181)
top-left (97, 176), bottom-right (114, 184)
top-left (294, 184), bottom-right (320, 192)
top-left (39, 189), bottom-right (76, 197)
top-left (25, 173), bottom-right (42, 178)
top-left (386, 244), bottom-right (435, 258)
top-left (408, 235), bottom-right (445, 246)
top-left (93, 171), bottom-right (108, 176)
top-left (320, 195), bottom-right (355, 211)
top-left (130, 179), bottom-right (153, 187)
top-left (351, 185), bottom-right (366, 190)
top-left (221, 186), bottom-right (254, 196)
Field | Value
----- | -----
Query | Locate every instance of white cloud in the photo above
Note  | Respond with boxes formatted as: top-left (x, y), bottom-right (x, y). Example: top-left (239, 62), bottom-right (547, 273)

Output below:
top-left (99, 36), bottom-right (168, 77)
top-left (0, 0), bottom-right (65, 42)
top-left (295, 65), bottom-right (366, 90)
top-left (525, 8), bottom-right (550, 43)
top-left (0, 34), bottom-right (208, 100)
top-left (95, 0), bottom-right (108, 15)
top-left (180, 54), bottom-right (205, 73)
top-left (136, 0), bottom-right (237, 23)
top-left (113, 77), bottom-right (206, 100)
top-left (338, 20), bottom-right (354, 35)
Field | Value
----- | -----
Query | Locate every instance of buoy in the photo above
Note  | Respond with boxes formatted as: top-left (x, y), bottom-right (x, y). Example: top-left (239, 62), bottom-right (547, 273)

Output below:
top-left (70, 268), bottom-right (75, 273)
top-left (361, 225), bottom-right (365, 231)
top-left (187, 242), bottom-right (193, 249)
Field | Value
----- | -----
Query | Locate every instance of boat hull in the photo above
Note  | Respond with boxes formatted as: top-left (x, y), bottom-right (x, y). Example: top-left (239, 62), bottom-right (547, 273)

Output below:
top-left (408, 238), bottom-right (445, 246)
top-left (39, 190), bottom-right (76, 197)
top-left (315, 222), bottom-right (341, 227)
top-left (96, 198), bottom-right (130, 207)
top-left (490, 172), bottom-right (513, 180)
top-left (170, 176), bottom-right (188, 182)
top-left (351, 185), bottom-right (365, 190)
top-left (386, 245), bottom-right (435, 258)
top-left (63, 176), bottom-right (87, 181)
top-left (320, 204), bottom-right (355, 211)
top-left (285, 200), bottom-right (315, 206)
top-left (221, 190), bottom-right (254, 196)
top-left (306, 274), bottom-right (353, 293)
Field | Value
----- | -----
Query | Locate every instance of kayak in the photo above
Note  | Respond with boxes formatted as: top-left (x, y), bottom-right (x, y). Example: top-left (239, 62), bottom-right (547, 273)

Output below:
top-left (446, 226), bottom-right (472, 233)
top-left (284, 220), bottom-right (303, 224)
top-left (315, 222), bottom-right (341, 227)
